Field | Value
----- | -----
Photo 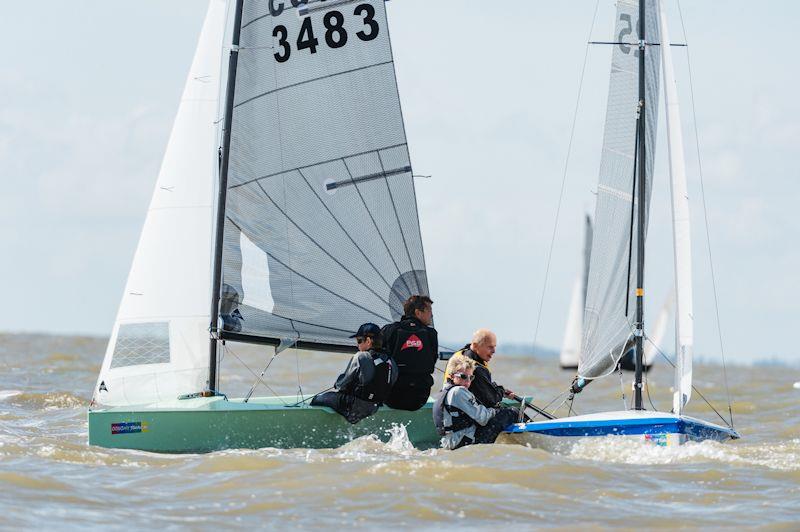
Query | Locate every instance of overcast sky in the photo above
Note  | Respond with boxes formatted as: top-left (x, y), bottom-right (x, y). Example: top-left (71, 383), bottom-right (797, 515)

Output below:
top-left (1, 1), bottom-right (797, 365)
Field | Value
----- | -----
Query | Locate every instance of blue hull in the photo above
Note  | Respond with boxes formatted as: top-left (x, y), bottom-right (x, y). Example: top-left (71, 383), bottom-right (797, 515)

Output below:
top-left (501, 411), bottom-right (739, 448)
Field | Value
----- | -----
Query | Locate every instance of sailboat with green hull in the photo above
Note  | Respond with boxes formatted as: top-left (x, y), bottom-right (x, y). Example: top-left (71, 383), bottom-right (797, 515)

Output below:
top-left (89, 0), bottom-right (438, 453)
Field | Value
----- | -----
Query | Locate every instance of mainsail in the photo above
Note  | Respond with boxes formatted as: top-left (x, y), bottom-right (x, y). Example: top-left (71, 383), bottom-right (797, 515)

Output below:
top-left (219, 0), bottom-right (428, 349)
top-left (579, 0), bottom-right (661, 380)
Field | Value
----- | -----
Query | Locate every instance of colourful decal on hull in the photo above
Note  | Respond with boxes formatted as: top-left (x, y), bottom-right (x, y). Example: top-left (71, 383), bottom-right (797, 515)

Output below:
top-left (111, 422), bottom-right (148, 435)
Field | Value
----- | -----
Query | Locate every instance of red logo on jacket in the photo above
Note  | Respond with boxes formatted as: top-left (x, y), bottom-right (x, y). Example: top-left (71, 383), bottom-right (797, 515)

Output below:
top-left (401, 334), bottom-right (423, 351)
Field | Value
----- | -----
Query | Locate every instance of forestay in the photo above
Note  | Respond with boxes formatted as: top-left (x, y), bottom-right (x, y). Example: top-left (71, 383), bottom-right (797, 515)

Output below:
top-left (579, 0), bottom-right (661, 380)
top-left (219, 0), bottom-right (428, 348)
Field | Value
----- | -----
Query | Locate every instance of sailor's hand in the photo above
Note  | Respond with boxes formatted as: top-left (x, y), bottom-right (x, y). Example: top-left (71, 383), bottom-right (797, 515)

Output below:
top-left (504, 389), bottom-right (515, 398)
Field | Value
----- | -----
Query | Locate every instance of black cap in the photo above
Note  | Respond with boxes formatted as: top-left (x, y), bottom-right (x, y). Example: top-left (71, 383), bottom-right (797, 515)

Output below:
top-left (349, 322), bottom-right (381, 338)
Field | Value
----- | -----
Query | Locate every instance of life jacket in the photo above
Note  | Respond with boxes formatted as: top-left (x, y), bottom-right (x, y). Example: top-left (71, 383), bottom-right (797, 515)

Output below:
top-left (352, 350), bottom-right (394, 404)
top-left (389, 319), bottom-right (437, 375)
top-left (433, 383), bottom-right (475, 437)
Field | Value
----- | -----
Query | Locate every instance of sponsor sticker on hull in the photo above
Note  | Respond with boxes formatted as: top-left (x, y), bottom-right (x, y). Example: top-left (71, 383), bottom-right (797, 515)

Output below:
top-left (111, 422), bottom-right (149, 435)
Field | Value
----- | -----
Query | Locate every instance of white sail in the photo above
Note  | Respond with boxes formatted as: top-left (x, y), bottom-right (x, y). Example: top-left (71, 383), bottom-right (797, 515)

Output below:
top-left (560, 278), bottom-right (583, 368)
top-left (579, 0), bottom-right (661, 380)
top-left (643, 292), bottom-right (672, 366)
top-left (658, 0), bottom-right (694, 414)
top-left (560, 215), bottom-right (592, 368)
top-left (218, 0), bottom-right (429, 348)
top-left (92, 0), bottom-right (226, 407)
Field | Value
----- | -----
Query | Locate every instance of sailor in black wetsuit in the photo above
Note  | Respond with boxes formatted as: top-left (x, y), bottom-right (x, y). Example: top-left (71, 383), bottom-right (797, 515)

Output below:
top-left (433, 354), bottom-right (519, 449)
top-left (311, 323), bottom-right (397, 424)
top-left (382, 295), bottom-right (438, 411)
top-left (451, 328), bottom-right (515, 408)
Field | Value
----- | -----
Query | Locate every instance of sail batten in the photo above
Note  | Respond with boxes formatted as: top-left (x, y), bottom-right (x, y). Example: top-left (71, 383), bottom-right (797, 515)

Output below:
top-left (579, 0), bottom-right (661, 380)
top-left (220, 0), bottom-right (429, 347)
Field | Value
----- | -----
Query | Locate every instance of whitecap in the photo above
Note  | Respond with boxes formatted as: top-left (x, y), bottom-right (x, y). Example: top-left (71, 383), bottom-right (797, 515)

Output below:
top-left (793, 382), bottom-right (800, 389)
top-left (0, 391), bottom-right (22, 401)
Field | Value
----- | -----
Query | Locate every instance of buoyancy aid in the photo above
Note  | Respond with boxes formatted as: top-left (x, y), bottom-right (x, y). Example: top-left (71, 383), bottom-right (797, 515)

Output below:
top-left (388, 318), bottom-right (437, 375)
top-left (433, 383), bottom-right (475, 437)
top-left (352, 350), bottom-right (394, 404)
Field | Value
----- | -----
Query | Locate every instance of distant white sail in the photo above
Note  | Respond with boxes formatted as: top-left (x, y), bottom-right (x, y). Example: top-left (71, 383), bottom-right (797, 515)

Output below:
top-left (643, 293), bottom-right (672, 367)
top-left (579, 0), bottom-right (661, 380)
top-left (560, 215), bottom-right (592, 369)
top-left (92, 0), bottom-right (226, 407)
top-left (658, 0), bottom-right (694, 414)
top-left (560, 278), bottom-right (583, 368)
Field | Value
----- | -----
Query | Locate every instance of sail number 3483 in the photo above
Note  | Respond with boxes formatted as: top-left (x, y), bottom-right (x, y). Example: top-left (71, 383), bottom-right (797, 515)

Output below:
top-left (273, 4), bottom-right (379, 63)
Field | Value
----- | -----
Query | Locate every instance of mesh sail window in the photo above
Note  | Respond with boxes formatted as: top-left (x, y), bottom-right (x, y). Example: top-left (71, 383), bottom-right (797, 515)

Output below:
top-left (579, 0), bottom-right (661, 380)
top-left (220, 0), bottom-right (428, 348)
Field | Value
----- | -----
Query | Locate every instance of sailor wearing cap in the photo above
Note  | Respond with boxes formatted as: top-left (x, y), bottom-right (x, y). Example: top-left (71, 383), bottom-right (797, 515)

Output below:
top-left (310, 323), bottom-right (398, 424)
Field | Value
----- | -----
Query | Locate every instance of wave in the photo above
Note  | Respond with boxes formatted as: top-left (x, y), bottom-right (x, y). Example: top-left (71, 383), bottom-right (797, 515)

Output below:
top-left (565, 437), bottom-right (800, 471)
top-left (0, 390), bottom-right (23, 401)
top-left (5, 391), bottom-right (86, 410)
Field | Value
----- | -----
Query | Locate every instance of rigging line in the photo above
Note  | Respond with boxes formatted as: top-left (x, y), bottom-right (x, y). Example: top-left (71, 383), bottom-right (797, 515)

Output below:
top-left (531, 0), bottom-right (601, 353)
top-left (341, 158), bottom-right (414, 299)
top-left (225, 343), bottom-right (290, 405)
top-left (288, 386), bottom-right (334, 407)
top-left (676, 0), bottom-right (734, 430)
top-left (226, 218), bottom-right (391, 323)
top-left (376, 150), bottom-right (423, 295)
top-left (540, 388), bottom-right (571, 414)
top-left (295, 346), bottom-right (304, 404)
top-left (296, 167), bottom-right (400, 297)
top-left (625, 113), bottom-right (642, 317)
top-left (618, 364), bottom-right (628, 409)
top-left (254, 181), bottom-right (395, 309)
top-left (644, 366), bottom-right (658, 411)
top-left (646, 337), bottom-right (732, 428)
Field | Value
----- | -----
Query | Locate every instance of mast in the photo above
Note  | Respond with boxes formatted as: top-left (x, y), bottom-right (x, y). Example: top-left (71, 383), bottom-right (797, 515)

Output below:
top-left (633, 0), bottom-right (647, 410)
top-left (208, 0), bottom-right (245, 393)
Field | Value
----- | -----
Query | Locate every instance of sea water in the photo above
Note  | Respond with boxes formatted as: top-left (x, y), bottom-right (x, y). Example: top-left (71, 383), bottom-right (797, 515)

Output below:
top-left (0, 333), bottom-right (798, 528)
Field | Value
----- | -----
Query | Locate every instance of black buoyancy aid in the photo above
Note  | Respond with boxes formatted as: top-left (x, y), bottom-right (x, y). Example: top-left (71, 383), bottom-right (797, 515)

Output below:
top-left (390, 320), bottom-right (436, 375)
top-left (352, 351), bottom-right (393, 404)
top-left (433, 383), bottom-right (475, 436)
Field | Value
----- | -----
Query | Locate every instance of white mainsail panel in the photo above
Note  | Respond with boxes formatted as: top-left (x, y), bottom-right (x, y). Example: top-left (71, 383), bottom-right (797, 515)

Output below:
top-left (219, 0), bottom-right (429, 347)
top-left (579, 0), bottom-right (661, 380)
top-left (658, 0), bottom-right (694, 414)
top-left (92, 0), bottom-right (226, 407)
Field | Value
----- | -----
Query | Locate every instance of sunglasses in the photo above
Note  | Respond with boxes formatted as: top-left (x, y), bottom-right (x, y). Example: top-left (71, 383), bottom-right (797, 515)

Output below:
top-left (356, 336), bottom-right (369, 343)
top-left (452, 372), bottom-right (475, 381)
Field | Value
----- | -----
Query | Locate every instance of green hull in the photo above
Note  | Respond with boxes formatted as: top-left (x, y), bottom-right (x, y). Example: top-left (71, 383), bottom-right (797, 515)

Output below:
top-left (88, 395), bottom-right (439, 453)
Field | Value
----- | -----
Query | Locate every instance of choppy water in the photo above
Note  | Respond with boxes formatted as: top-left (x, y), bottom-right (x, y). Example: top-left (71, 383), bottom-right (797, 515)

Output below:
top-left (1, 333), bottom-right (798, 528)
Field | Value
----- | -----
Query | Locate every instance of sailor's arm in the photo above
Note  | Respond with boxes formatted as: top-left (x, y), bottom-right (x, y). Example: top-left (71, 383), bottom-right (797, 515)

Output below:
top-left (335, 354), bottom-right (362, 390)
top-left (449, 387), bottom-right (497, 426)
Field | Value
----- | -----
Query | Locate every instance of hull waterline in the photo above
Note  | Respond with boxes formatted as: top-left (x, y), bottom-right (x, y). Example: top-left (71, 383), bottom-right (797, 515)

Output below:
top-left (88, 395), bottom-right (438, 453)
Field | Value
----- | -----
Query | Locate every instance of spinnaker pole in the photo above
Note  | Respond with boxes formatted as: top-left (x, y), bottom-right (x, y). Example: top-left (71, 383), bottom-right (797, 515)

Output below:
top-left (208, 0), bottom-right (245, 393)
